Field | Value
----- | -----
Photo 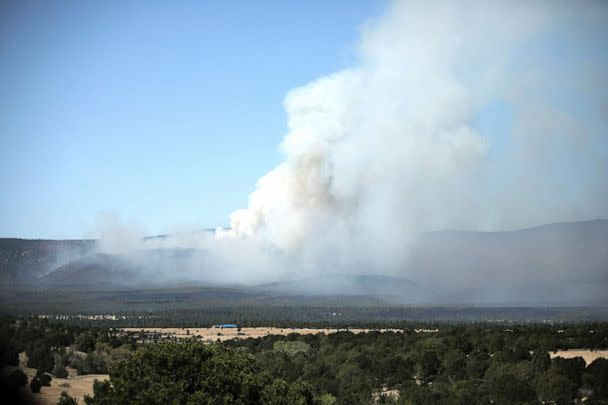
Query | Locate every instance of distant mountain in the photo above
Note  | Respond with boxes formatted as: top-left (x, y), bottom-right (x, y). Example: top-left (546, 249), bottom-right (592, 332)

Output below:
top-left (407, 219), bottom-right (608, 305)
top-left (1, 220), bottom-right (607, 305)
top-left (0, 238), bottom-right (95, 283)
top-left (40, 248), bottom-right (211, 288)
top-left (255, 274), bottom-right (419, 298)
top-left (41, 253), bottom-right (140, 286)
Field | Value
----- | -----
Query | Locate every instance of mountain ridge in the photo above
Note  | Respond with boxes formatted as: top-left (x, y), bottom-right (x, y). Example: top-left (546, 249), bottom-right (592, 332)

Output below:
top-left (1, 219), bottom-right (607, 305)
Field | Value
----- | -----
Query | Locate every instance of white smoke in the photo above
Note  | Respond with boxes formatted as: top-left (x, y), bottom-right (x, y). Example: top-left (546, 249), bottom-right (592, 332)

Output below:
top-left (88, 1), bottom-right (607, 297)
top-left (216, 0), bottom-right (608, 277)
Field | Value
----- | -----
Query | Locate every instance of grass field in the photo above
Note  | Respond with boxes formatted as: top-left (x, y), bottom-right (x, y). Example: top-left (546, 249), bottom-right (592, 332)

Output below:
top-left (121, 326), bottom-right (406, 342)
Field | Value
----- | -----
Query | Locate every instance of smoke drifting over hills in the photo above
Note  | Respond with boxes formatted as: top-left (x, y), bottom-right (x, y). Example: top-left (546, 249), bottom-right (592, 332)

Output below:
top-left (87, 1), bottom-right (608, 301)
top-left (214, 2), bottom-right (608, 265)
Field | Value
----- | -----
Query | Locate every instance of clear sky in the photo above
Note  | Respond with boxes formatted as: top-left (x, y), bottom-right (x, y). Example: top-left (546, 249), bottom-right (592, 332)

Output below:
top-left (0, 0), bottom-right (386, 238)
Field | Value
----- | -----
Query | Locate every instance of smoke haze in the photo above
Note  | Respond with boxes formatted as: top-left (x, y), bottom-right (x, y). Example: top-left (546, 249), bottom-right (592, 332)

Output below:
top-left (91, 1), bottom-right (607, 301)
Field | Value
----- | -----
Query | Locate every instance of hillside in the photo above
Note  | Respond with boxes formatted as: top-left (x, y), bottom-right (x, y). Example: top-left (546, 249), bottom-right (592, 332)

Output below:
top-left (407, 219), bottom-right (608, 305)
top-left (1, 220), bottom-right (607, 305)
top-left (0, 238), bottom-right (95, 283)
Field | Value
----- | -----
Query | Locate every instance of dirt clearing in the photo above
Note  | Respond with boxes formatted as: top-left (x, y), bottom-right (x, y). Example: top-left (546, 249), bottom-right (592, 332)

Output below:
top-left (121, 326), bottom-right (403, 342)
top-left (550, 349), bottom-right (608, 365)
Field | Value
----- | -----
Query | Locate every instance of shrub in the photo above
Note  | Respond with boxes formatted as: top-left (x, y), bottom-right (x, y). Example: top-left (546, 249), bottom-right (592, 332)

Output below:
top-left (26, 341), bottom-right (54, 372)
top-left (35, 369), bottom-right (52, 386)
top-left (584, 358), bottom-right (608, 400)
top-left (53, 361), bottom-right (69, 378)
top-left (30, 377), bottom-right (42, 393)
top-left (57, 391), bottom-right (78, 405)
top-left (7, 369), bottom-right (28, 388)
top-left (86, 341), bottom-right (319, 404)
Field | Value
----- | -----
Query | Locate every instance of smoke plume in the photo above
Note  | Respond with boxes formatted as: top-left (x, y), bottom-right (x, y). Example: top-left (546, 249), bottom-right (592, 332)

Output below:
top-left (89, 1), bottom-right (607, 303)
top-left (215, 1), bottom-right (608, 273)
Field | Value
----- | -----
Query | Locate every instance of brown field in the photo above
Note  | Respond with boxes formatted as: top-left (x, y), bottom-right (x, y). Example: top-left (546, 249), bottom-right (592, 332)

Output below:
top-left (121, 326), bottom-right (405, 342)
top-left (550, 349), bottom-right (608, 365)
top-left (12, 353), bottom-right (108, 405)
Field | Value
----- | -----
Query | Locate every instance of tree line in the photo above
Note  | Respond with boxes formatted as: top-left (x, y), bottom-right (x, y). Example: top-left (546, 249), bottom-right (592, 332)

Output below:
top-left (1, 315), bottom-right (608, 404)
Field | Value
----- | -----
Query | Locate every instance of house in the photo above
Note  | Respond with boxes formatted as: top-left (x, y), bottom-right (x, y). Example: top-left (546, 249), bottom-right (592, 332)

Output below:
top-left (212, 324), bottom-right (238, 329)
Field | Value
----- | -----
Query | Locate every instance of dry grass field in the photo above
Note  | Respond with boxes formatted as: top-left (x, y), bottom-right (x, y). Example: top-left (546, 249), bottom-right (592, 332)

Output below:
top-left (550, 349), bottom-right (608, 365)
top-left (14, 353), bottom-right (108, 405)
top-left (121, 326), bottom-right (404, 342)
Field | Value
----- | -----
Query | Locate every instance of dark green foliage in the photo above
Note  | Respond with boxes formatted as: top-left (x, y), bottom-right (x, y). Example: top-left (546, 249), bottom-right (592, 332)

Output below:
top-left (53, 361), bottom-right (69, 378)
top-left (75, 333), bottom-right (97, 352)
top-left (466, 351), bottom-right (490, 378)
top-left (531, 349), bottom-right (550, 372)
top-left (85, 340), bottom-right (317, 405)
top-left (7, 368), bottom-right (28, 388)
top-left (485, 372), bottom-right (537, 404)
top-left (584, 358), bottom-right (608, 400)
top-left (0, 345), bottom-right (19, 367)
top-left (58, 391), bottom-right (79, 405)
top-left (30, 376), bottom-right (42, 393)
top-left (451, 379), bottom-right (487, 405)
top-left (552, 356), bottom-right (586, 385)
top-left (536, 367), bottom-right (578, 405)
top-left (260, 379), bottom-right (315, 405)
top-left (84, 380), bottom-right (114, 405)
top-left (419, 350), bottom-right (441, 382)
top-left (443, 350), bottom-right (467, 381)
top-left (0, 320), bottom-right (20, 366)
top-left (35, 369), bottom-right (52, 386)
top-left (26, 340), bottom-right (55, 372)
top-left (71, 349), bottom-right (108, 375)
top-left (2, 315), bottom-right (608, 404)
top-left (400, 380), bottom-right (459, 405)
top-left (34, 370), bottom-right (53, 387)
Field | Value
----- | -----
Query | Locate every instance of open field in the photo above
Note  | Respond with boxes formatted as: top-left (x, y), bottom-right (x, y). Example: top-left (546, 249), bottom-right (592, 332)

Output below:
top-left (121, 326), bottom-right (407, 342)
top-left (1, 354), bottom-right (109, 405)
top-left (20, 367), bottom-right (108, 405)
top-left (551, 349), bottom-right (608, 365)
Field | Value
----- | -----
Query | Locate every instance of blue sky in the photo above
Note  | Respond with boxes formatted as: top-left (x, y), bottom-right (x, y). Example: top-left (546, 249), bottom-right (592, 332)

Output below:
top-left (0, 0), bottom-right (386, 238)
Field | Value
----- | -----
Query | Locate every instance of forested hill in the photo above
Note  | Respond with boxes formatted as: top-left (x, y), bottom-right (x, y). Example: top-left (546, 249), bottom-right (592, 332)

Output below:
top-left (0, 220), bottom-right (607, 305)
top-left (407, 219), bottom-right (608, 305)
top-left (0, 238), bottom-right (95, 283)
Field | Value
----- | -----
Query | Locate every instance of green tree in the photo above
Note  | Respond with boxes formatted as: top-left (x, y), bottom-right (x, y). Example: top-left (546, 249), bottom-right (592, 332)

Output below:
top-left (35, 369), bottom-right (52, 386)
top-left (485, 372), bottom-right (536, 404)
top-left (260, 379), bottom-right (314, 405)
top-left (314, 393), bottom-right (336, 405)
top-left (273, 340), bottom-right (311, 357)
top-left (30, 376), bottom-right (42, 393)
top-left (86, 340), bottom-right (318, 405)
top-left (584, 358), bottom-right (608, 400)
top-left (536, 367), bottom-right (578, 405)
top-left (419, 351), bottom-right (440, 383)
top-left (53, 361), bottom-right (69, 378)
top-left (443, 350), bottom-right (467, 381)
top-left (75, 333), bottom-right (97, 353)
top-left (531, 349), bottom-right (550, 374)
top-left (27, 340), bottom-right (55, 372)
top-left (466, 352), bottom-right (490, 379)
top-left (7, 368), bottom-right (28, 388)
top-left (0, 323), bottom-right (19, 367)
top-left (57, 391), bottom-right (79, 405)
top-left (552, 356), bottom-right (585, 386)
